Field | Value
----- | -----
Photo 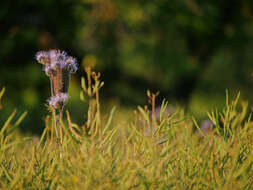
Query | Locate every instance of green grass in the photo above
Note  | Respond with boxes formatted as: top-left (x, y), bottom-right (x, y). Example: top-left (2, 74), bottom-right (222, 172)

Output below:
top-left (0, 75), bottom-right (253, 189)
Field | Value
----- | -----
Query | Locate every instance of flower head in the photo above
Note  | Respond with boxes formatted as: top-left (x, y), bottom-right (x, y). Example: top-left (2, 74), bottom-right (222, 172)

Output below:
top-left (49, 50), bottom-right (68, 65)
top-left (66, 56), bottom-right (78, 73)
top-left (35, 49), bottom-right (77, 76)
top-left (48, 93), bottom-right (68, 109)
top-left (35, 51), bottom-right (49, 64)
top-left (36, 49), bottom-right (77, 110)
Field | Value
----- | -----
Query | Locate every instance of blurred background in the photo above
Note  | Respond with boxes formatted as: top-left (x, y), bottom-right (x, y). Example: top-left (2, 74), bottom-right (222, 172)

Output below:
top-left (1, 0), bottom-right (253, 133)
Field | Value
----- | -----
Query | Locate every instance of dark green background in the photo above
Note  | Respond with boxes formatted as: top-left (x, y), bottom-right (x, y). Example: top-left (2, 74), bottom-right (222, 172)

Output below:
top-left (1, 0), bottom-right (253, 133)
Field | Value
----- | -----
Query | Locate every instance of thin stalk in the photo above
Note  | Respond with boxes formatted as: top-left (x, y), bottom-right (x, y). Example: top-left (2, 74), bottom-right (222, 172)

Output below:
top-left (53, 109), bottom-right (58, 139)
top-left (50, 77), bottom-right (54, 97)
top-left (95, 90), bottom-right (101, 137)
top-left (88, 99), bottom-right (96, 135)
top-left (50, 115), bottom-right (54, 144)
top-left (59, 108), bottom-right (63, 144)
top-left (151, 95), bottom-right (157, 132)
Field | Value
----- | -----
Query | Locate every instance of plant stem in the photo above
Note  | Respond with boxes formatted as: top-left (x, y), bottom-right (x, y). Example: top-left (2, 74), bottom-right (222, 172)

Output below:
top-left (50, 77), bottom-right (54, 97)
top-left (53, 109), bottom-right (58, 139)
top-left (59, 109), bottom-right (63, 144)
top-left (95, 91), bottom-right (101, 137)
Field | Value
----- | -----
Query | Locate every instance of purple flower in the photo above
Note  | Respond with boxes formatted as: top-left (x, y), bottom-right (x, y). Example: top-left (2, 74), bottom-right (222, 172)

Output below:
top-left (35, 49), bottom-right (78, 75)
top-left (48, 93), bottom-right (69, 109)
top-left (36, 49), bottom-right (78, 110)
top-left (35, 51), bottom-right (49, 64)
top-left (66, 56), bottom-right (78, 73)
top-left (49, 49), bottom-right (68, 63)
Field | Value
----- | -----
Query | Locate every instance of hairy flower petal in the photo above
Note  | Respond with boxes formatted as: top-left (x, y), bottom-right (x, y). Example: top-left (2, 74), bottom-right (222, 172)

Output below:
top-left (66, 56), bottom-right (78, 73)
top-left (48, 93), bottom-right (69, 108)
top-left (35, 49), bottom-right (78, 75)
top-left (35, 51), bottom-right (49, 64)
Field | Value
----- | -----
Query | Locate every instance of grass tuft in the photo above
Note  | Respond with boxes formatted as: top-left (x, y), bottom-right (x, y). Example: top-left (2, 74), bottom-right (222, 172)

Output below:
top-left (0, 73), bottom-right (253, 189)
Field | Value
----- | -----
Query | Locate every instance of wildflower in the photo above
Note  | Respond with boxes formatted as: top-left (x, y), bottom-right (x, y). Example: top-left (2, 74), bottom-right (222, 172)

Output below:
top-left (35, 51), bottom-right (49, 65)
top-left (49, 49), bottom-right (68, 67)
top-left (35, 49), bottom-right (78, 110)
top-left (66, 56), bottom-right (78, 73)
top-left (48, 93), bottom-right (69, 109)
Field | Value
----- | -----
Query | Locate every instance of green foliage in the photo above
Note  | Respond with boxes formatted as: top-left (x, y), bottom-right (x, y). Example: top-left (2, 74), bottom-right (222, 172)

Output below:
top-left (0, 83), bottom-right (253, 189)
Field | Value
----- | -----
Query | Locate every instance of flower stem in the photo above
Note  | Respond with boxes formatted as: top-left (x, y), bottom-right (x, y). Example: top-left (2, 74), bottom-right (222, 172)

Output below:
top-left (59, 108), bottom-right (63, 144)
top-left (50, 77), bottom-right (54, 97)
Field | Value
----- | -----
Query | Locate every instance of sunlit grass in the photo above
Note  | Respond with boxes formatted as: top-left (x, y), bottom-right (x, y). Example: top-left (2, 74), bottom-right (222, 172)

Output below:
top-left (0, 68), bottom-right (253, 189)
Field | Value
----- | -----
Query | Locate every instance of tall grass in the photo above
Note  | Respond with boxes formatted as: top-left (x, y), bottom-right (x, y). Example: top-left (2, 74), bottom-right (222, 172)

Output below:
top-left (0, 68), bottom-right (253, 189)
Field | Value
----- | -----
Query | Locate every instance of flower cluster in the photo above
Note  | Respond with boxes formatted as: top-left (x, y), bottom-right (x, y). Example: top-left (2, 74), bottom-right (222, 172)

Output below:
top-left (35, 49), bottom-right (78, 110)
top-left (36, 49), bottom-right (78, 76)
top-left (48, 93), bottom-right (69, 109)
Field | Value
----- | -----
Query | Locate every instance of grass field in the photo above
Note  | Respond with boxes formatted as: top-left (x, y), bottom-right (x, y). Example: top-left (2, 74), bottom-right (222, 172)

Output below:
top-left (0, 68), bottom-right (253, 190)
